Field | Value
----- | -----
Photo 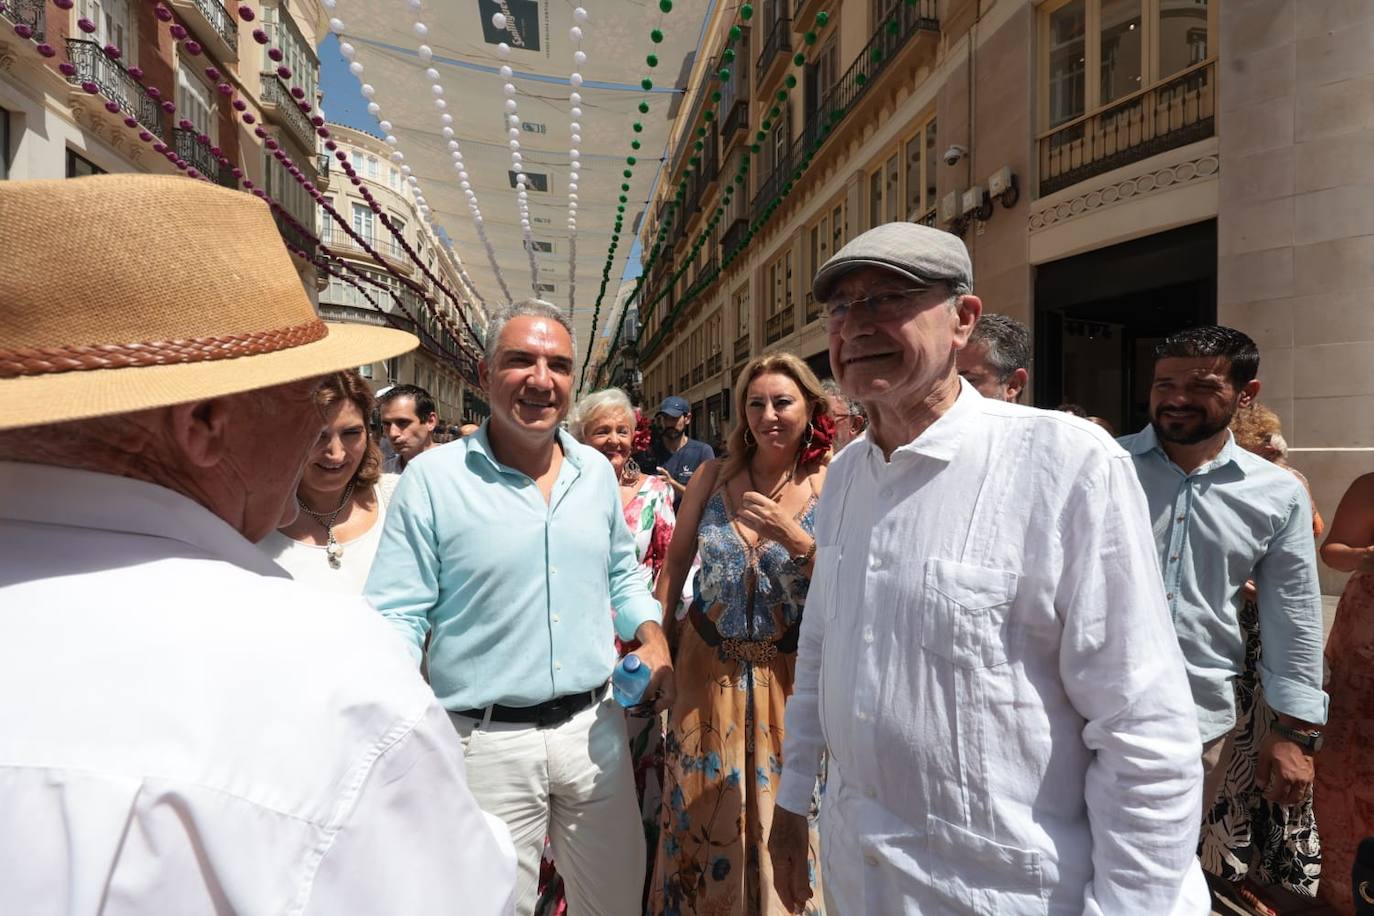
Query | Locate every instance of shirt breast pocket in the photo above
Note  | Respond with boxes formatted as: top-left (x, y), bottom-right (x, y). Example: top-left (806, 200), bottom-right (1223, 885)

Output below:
top-left (921, 558), bottom-right (1019, 669)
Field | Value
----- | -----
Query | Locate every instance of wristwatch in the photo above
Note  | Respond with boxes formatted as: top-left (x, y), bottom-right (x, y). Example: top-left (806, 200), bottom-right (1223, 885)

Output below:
top-left (1271, 720), bottom-right (1323, 752)
top-left (791, 539), bottom-right (817, 569)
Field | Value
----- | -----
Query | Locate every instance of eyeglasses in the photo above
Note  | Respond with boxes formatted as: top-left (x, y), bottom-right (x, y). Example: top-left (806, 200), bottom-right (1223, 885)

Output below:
top-left (821, 287), bottom-right (936, 330)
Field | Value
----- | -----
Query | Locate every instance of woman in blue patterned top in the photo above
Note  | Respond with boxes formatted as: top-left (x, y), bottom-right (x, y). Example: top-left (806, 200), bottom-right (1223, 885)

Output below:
top-left (647, 352), bottom-right (834, 916)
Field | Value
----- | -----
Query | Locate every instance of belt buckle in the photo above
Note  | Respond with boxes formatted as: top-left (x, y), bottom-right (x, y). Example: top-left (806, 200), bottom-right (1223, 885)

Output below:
top-left (535, 697), bottom-right (573, 729)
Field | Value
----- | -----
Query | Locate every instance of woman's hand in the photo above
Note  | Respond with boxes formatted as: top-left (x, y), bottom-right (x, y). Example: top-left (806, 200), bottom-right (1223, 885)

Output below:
top-left (737, 491), bottom-right (809, 554)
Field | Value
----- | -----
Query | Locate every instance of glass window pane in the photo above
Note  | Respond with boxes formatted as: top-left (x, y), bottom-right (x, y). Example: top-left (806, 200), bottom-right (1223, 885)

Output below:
top-left (924, 120), bottom-right (938, 209)
top-left (1158, 0), bottom-right (1208, 78)
top-left (1047, 0), bottom-right (1086, 126)
top-left (885, 155), bottom-right (900, 223)
top-left (1100, 0), bottom-right (1142, 104)
top-left (905, 134), bottom-right (923, 217)
top-left (832, 204), bottom-right (844, 249)
top-left (869, 170), bottom-right (882, 229)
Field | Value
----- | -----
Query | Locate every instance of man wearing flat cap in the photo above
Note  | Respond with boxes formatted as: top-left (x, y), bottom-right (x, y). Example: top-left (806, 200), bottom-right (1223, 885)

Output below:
top-left (766, 222), bottom-right (1209, 914)
top-left (0, 175), bottom-right (516, 914)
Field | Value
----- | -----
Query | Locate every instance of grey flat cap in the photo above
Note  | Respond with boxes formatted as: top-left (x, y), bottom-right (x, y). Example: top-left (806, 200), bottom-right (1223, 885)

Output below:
top-left (812, 222), bottom-right (972, 302)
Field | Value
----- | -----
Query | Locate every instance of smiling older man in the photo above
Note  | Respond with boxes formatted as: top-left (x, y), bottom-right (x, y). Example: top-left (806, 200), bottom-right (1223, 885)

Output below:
top-left (366, 299), bottom-right (674, 916)
top-left (0, 175), bottom-right (515, 915)
top-left (766, 222), bottom-right (1208, 915)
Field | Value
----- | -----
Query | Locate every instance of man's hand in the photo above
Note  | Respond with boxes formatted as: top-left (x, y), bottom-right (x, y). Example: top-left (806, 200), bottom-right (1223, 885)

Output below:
top-left (768, 806), bottom-right (813, 914)
top-left (657, 467), bottom-right (686, 496)
top-left (632, 621), bottom-right (676, 714)
top-left (1257, 730), bottom-right (1314, 805)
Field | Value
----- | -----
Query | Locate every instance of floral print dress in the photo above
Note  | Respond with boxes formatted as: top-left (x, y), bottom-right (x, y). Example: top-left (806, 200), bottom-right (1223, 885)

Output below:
top-left (535, 473), bottom-right (676, 916)
top-left (648, 486), bottom-right (824, 916)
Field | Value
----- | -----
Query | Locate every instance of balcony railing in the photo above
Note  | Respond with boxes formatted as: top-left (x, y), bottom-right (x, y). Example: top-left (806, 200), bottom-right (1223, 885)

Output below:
top-left (679, 373), bottom-right (691, 390)
top-left (1038, 59), bottom-right (1216, 196)
top-left (722, 218), bottom-right (749, 261)
top-left (764, 306), bottom-right (794, 344)
top-left (800, 0), bottom-right (938, 154)
top-left (706, 351), bottom-right (723, 376)
top-left (173, 128), bottom-right (234, 187)
top-left (273, 208), bottom-right (316, 258)
top-left (751, 139), bottom-right (798, 227)
top-left (1, 0), bottom-right (44, 42)
top-left (315, 152), bottom-right (331, 188)
top-left (173, 0), bottom-right (237, 57)
top-left (321, 225), bottom-right (413, 269)
top-left (756, 15), bottom-right (791, 84)
top-left (260, 72), bottom-right (316, 152)
top-left (721, 97), bottom-right (749, 143)
top-left (804, 290), bottom-right (822, 324)
top-left (692, 363), bottom-right (705, 385)
top-left (734, 334), bottom-right (750, 364)
top-left (65, 39), bottom-right (163, 135)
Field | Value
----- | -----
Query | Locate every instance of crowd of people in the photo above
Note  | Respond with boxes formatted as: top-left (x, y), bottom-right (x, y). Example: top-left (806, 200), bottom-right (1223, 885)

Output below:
top-left (3, 174), bottom-right (1372, 916)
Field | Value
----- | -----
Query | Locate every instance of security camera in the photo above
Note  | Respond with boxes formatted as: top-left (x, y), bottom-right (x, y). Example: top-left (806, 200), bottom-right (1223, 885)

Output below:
top-left (943, 144), bottom-right (968, 166)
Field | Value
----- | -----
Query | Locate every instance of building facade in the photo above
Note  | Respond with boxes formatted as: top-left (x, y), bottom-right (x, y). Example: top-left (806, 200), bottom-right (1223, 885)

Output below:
top-left (0, 0), bottom-right (329, 289)
top-left (598, 0), bottom-right (1372, 593)
top-left (317, 123), bottom-right (485, 424)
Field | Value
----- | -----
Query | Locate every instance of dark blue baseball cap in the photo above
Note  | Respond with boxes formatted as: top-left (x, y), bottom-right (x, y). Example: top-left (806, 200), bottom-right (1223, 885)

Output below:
top-left (656, 396), bottom-right (691, 418)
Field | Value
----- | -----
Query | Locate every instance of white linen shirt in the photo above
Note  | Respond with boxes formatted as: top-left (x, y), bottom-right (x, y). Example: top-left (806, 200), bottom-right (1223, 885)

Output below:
top-left (0, 461), bottom-right (516, 916)
top-left (777, 382), bottom-right (1209, 916)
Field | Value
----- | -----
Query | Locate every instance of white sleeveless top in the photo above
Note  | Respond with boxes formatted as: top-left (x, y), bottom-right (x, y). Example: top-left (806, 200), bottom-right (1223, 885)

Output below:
top-left (259, 474), bottom-right (399, 595)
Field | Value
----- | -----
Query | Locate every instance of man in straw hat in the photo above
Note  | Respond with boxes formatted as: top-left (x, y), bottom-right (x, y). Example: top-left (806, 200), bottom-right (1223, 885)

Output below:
top-left (766, 222), bottom-right (1209, 914)
top-left (0, 175), bottom-right (516, 914)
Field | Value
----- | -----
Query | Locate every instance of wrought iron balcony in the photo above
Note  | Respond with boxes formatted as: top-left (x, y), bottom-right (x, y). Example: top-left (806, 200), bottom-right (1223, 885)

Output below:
top-left (260, 72), bottom-right (316, 153)
top-left (315, 152), bottom-right (331, 188)
top-left (273, 208), bottom-right (316, 259)
top-left (756, 15), bottom-right (791, 85)
top-left (173, 128), bottom-right (235, 187)
top-left (764, 306), bottom-right (794, 344)
top-left (1, 0), bottom-right (44, 43)
top-left (722, 217), bottom-right (749, 262)
top-left (1038, 59), bottom-right (1216, 196)
top-left (720, 97), bottom-right (749, 143)
top-left (733, 334), bottom-right (750, 365)
top-left (65, 39), bottom-right (163, 135)
top-left (170, 0), bottom-right (237, 60)
top-left (706, 351), bottom-right (722, 376)
top-left (800, 0), bottom-right (938, 154)
top-left (804, 290), bottom-right (822, 325)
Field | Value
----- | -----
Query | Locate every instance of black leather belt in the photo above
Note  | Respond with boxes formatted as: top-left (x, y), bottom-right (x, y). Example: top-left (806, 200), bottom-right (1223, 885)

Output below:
top-left (452, 680), bottom-right (608, 729)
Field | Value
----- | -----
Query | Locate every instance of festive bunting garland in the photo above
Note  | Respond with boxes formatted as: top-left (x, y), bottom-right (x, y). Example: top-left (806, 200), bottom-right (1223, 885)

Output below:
top-left (563, 6), bottom-right (590, 314)
top-left (487, 20), bottom-right (542, 297)
top-left (9, 0), bottom-right (485, 368)
top-left (622, 8), bottom-right (837, 370)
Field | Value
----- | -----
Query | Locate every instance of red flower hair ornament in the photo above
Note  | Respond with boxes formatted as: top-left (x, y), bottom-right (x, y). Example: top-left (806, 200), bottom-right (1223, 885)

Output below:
top-left (798, 412), bottom-right (836, 466)
top-left (632, 411), bottom-right (654, 454)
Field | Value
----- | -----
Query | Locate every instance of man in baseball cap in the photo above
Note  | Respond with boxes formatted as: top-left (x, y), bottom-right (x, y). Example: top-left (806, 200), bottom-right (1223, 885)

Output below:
top-left (639, 393), bottom-right (715, 508)
top-left (768, 222), bottom-right (1208, 915)
top-left (0, 175), bottom-right (515, 914)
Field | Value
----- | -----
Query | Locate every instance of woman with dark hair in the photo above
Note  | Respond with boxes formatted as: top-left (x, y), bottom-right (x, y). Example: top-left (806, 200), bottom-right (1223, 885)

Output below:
top-left (647, 352), bottom-right (833, 915)
top-left (261, 370), bottom-right (391, 593)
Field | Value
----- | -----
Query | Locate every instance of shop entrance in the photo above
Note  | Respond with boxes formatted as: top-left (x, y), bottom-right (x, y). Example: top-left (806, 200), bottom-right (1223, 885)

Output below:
top-left (1034, 220), bottom-right (1216, 435)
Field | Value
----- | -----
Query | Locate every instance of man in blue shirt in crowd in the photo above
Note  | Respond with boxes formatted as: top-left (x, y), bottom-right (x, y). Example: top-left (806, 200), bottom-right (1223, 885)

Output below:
top-left (1119, 326), bottom-right (1327, 817)
top-left (366, 299), bottom-right (675, 916)
top-left (639, 395), bottom-right (714, 508)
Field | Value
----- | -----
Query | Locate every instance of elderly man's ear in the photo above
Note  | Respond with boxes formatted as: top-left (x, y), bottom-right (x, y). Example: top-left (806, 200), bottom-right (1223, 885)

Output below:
top-left (167, 397), bottom-right (237, 469)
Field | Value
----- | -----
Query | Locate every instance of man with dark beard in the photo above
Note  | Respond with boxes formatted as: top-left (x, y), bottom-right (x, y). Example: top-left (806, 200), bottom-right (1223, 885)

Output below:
top-left (1120, 326), bottom-right (1326, 820)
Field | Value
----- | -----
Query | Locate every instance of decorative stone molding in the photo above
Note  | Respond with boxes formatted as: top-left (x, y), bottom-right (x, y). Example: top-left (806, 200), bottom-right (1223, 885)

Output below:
top-left (1028, 154), bottom-right (1219, 233)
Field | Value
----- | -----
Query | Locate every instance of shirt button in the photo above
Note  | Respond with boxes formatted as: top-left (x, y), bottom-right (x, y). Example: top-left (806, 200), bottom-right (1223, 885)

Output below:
top-left (1176, 515), bottom-right (1186, 523)
top-left (550, 566), bottom-right (558, 575)
top-left (865, 786), bottom-right (877, 799)
top-left (1169, 555), bottom-right (1179, 562)
top-left (1166, 592), bottom-right (1174, 600)
top-left (870, 556), bottom-right (882, 571)
top-left (856, 710), bottom-right (869, 721)
top-left (555, 661), bottom-right (563, 670)
top-left (552, 614), bottom-right (561, 623)
top-left (863, 626), bottom-right (875, 644)
top-left (864, 854), bottom-right (879, 867)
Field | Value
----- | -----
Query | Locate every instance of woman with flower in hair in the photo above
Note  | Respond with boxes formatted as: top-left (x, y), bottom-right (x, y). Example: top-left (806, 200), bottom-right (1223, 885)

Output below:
top-left (648, 353), bottom-right (834, 916)
top-left (529, 387), bottom-right (681, 914)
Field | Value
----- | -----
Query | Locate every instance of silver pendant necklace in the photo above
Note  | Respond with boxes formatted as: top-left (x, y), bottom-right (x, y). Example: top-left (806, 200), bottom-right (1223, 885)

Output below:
top-left (297, 480), bottom-right (356, 569)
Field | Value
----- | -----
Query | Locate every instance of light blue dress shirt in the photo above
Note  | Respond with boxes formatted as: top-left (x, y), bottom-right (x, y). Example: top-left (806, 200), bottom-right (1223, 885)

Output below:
top-left (364, 423), bottom-right (662, 711)
top-left (1119, 425), bottom-right (1328, 741)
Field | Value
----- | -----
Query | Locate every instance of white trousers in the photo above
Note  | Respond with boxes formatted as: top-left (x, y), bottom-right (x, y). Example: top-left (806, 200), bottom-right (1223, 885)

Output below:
top-left (449, 695), bottom-right (645, 916)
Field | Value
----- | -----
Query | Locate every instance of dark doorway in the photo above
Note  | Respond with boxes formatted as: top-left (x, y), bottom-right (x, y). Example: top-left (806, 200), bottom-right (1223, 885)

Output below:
top-left (1034, 220), bottom-right (1216, 435)
top-left (805, 348), bottom-right (832, 381)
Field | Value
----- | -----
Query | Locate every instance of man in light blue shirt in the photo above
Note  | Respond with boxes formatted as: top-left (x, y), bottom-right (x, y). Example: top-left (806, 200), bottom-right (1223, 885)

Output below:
top-left (1120, 326), bottom-right (1327, 816)
top-left (366, 299), bottom-right (673, 916)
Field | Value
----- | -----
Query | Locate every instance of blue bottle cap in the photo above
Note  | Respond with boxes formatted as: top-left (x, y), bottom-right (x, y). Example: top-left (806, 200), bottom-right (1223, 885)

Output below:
top-left (623, 654), bottom-right (643, 672)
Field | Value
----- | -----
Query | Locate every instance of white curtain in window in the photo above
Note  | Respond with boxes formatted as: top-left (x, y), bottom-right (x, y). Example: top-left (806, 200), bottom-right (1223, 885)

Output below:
top-left (78, 0), bottom-right (136, 65)
top-left (176, 65), bottom-right (216, 141)
top-left (353, 202), bottom-right (374, 244)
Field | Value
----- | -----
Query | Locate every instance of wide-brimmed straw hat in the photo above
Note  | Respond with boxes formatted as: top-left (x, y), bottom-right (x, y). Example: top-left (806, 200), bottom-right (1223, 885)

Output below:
top-left (0, 174), bottom-right (417, 431)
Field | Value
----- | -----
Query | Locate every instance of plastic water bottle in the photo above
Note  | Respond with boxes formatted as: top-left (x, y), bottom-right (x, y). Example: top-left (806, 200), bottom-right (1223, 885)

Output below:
top-left (612, 654), bottom-right (652, 708)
